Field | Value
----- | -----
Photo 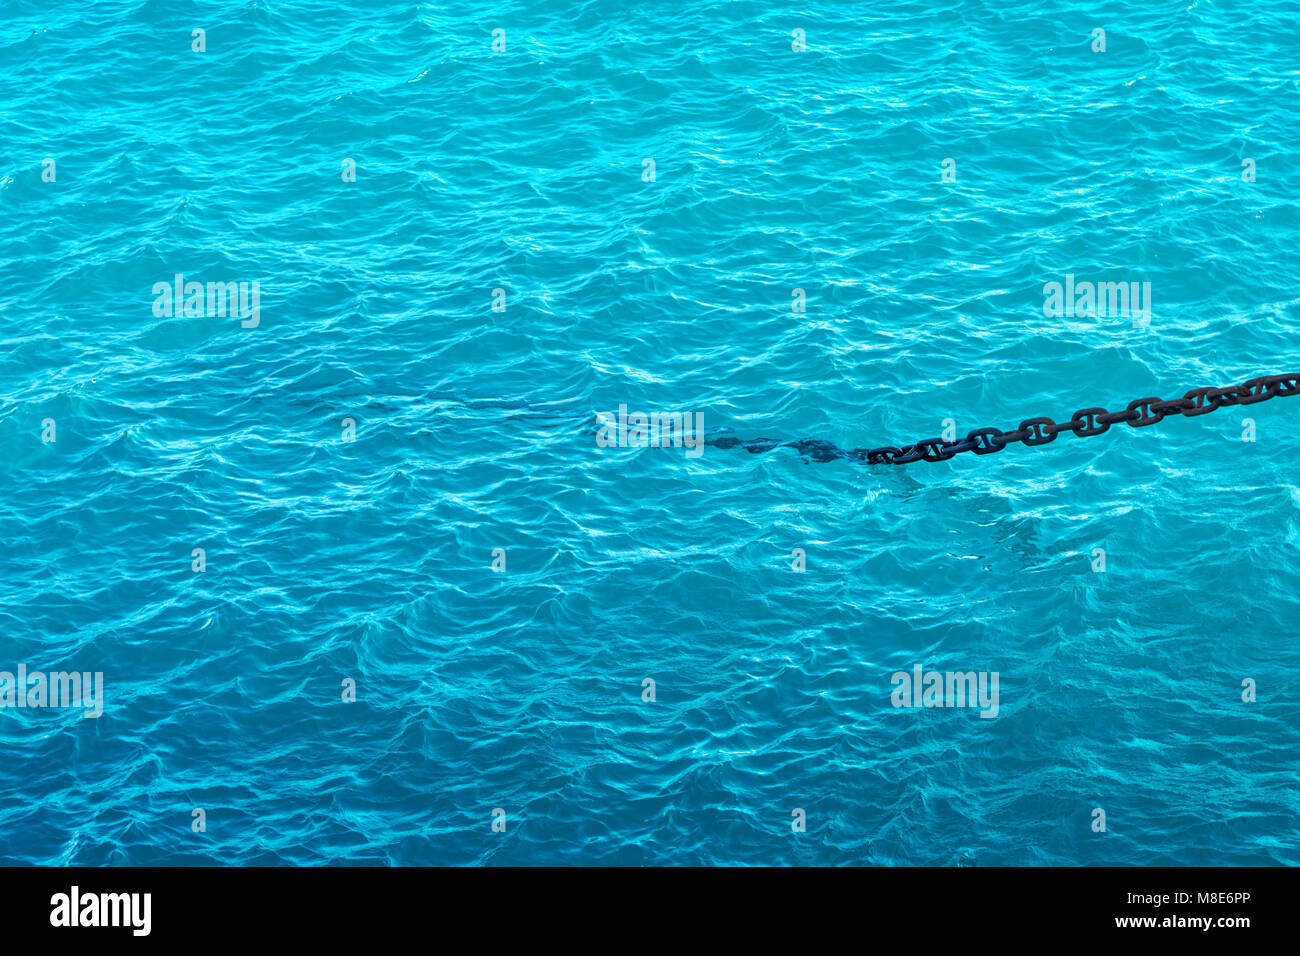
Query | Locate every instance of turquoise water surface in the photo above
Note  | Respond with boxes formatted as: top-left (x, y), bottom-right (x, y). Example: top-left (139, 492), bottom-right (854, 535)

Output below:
top-left (1, 1), bottom-right (1298, 865)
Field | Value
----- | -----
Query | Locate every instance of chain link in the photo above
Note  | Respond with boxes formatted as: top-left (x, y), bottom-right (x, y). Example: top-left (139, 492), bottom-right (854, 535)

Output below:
top-left (705, 373), bottom-right (1300, 465)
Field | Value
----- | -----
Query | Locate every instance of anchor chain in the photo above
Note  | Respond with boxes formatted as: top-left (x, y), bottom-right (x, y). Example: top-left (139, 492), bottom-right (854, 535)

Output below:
top-left (706, 373), bottom-right (1300, 465)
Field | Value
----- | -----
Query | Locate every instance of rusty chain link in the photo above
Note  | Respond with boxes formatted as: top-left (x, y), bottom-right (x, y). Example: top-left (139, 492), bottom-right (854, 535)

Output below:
top-left (706, 373), bottom-right (1300, 465)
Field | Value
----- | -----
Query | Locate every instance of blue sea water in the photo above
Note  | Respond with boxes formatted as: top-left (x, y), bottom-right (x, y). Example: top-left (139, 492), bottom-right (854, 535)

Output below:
top-left (0, 1), bottom-right (1298, 866)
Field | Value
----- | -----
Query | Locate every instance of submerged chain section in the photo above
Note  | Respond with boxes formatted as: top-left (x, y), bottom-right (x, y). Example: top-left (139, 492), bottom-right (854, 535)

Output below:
top-left (706, 373), bottom-right (1300, 465)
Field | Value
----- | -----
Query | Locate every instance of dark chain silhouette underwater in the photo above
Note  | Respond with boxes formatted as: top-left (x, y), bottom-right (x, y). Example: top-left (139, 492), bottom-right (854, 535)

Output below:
top-left (705, 372), bottom-right (1300, 465)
